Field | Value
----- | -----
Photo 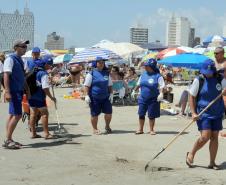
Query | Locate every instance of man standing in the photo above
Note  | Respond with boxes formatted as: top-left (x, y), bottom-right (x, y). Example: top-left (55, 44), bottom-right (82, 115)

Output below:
top-left (3, 39), bottom-right (29, 149)
top-left (214, 47), bottom-right (226, 75)
top-left (26, 47), bottom-right (41, 72)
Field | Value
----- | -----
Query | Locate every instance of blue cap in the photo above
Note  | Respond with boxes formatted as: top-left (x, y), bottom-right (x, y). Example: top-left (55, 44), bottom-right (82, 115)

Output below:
top-left (42, 55), bottom-right (53, 65)
top-left (95, 56), bottom-right (108, 62)
top-left (144, 58), bottom-right (158, 69)
top-left (200, 59), bottom-right (216, 75)
top-left (32, 47), bottom-right (41, 53)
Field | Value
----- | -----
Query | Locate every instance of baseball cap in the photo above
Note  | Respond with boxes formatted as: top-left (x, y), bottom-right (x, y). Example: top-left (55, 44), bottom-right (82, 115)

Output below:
top-left (95, 56), bottom-right (108, 62)
top-left (200, 59), bottom-right (216, 75)
top-left (13, 39), bottom-right (30, 47)
top-left (42, 55), bottom-right (53, 66)
top-left (32, 47), bottom-right (41, 53)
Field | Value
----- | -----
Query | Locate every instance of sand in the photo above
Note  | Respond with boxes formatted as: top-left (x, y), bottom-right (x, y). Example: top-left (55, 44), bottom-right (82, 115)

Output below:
top-left (0, 86), bottom-right (226, 185)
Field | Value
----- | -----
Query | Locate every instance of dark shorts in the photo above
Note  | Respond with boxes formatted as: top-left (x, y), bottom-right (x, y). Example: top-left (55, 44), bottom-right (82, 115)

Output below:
top-left (138, 100), bottom-right (160, 119)
top-left (29, 99), bottom-right (47, 108)
top-left (90, 98), bottom-right (112, 117)
top-left (9, 91), bottom-right (23, 115)
top-left (197, 117), bottom-right (223, 131)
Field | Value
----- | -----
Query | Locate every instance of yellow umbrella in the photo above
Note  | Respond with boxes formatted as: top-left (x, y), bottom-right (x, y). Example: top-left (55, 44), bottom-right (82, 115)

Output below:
top-left (142, 52), bottom-right (158, 61)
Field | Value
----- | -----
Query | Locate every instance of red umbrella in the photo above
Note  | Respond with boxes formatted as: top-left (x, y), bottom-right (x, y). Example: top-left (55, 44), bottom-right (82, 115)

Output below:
top-left (157, 48), bottom-right (185, 59)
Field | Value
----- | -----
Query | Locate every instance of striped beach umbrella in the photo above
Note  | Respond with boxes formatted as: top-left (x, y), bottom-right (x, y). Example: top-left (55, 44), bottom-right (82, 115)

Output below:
top-left (70, 48), bottom-right (122, 63)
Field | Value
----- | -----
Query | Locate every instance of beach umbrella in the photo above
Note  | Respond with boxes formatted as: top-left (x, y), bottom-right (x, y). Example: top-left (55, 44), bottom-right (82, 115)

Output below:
top-left (203, 35), bottom-right (225, 46)
top-left (53, 54), bottom-right (73, 64)
top-left (158, 53), bottom-right (210, 69)
top-left (156, 48), bottom-right (186, 59)
top-left (69, 48), bottom-right (122, 64)
top-left (142, 52), bottom-right (158, 61)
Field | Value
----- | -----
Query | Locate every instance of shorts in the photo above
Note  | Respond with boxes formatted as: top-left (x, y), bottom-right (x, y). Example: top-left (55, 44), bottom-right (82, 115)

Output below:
top-left (90, 97), bottom-right (112, 117)
top-left (29, 99), bottom-right (47, 108)
top-left (197, 117), bottom-right (223, 131)
top-left (9, 91), bottom-right (23, 115)
top-left (138, 100), bottom-right (160, 119)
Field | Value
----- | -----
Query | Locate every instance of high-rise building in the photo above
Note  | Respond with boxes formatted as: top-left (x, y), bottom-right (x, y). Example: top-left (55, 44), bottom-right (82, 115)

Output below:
top-left (166, 16), bottom-right (191, 46)
top-left (130, 27), bottom-right (148, 46)
top-left (189, 28), bottom-right (195, 47)
top-left (0, 7), bottom-right (34, 51)
top-left (44, 32), bottom-right (64, 50)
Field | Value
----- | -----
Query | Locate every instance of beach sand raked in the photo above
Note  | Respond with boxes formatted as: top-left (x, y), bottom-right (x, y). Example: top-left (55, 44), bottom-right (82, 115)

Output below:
top-left (0, 86), bottom-right (226, 185)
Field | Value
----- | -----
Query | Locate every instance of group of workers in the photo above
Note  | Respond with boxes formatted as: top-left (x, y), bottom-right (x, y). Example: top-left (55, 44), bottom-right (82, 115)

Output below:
top-left (1, 39), bottom-right (226, 169)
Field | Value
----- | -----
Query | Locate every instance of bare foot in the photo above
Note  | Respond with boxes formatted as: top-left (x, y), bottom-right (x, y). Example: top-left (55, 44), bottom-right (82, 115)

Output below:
top-left (93, 129), bottom-right (101, 135)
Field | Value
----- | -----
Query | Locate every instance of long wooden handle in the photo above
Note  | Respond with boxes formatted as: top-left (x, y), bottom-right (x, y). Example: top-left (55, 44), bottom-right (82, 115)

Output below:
top-left (163, 92), bottom-right (223, 151)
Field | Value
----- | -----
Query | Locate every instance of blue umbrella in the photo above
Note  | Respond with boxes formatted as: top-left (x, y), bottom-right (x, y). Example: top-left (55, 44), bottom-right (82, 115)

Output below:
top-left (70, 48), bottom-right (122, 63)
top-left (158, 53), bottom-right (210, 69)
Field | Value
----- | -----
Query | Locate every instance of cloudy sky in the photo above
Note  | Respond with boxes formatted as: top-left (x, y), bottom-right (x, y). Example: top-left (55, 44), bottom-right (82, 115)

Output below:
top-left (1, 0), bottom-right (226, 48)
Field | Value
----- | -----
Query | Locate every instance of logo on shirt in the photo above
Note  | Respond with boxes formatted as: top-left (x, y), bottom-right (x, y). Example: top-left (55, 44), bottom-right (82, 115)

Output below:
top-left (104, 76), bottom-right (109, 80)
top-left (216, 83), bottom-right (222, 91)
top-left (148, 79), bottom-right (154, 84)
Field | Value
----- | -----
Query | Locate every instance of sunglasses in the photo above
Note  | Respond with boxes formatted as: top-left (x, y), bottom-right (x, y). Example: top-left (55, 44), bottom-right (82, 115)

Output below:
top-left (17, 45), bottom-right (27, 49)
top-left (214, 52), bottom-right (221, 55)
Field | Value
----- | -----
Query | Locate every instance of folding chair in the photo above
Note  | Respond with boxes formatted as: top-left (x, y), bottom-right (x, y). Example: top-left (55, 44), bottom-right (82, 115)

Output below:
top-left (112, 80), bottom-right (125, 105)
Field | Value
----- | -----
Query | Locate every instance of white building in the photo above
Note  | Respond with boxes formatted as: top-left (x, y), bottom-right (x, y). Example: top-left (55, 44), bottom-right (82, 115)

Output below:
top-left (0, 8), bottom-right (34, 51)
top-left (130, 27), bottom-right (149, 46)
top-left (166, 16), bottom-right (191, 47)
top-left (44, 32), bottom-right (64, 50)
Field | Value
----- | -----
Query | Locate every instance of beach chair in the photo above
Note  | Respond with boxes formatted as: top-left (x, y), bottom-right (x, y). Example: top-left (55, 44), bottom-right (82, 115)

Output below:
top-left (112, 80), bottom-right (125, 105)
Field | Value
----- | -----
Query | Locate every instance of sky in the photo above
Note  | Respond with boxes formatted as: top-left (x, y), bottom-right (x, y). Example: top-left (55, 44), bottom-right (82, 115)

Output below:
top-left (0, 0), bottom-right (226, 48)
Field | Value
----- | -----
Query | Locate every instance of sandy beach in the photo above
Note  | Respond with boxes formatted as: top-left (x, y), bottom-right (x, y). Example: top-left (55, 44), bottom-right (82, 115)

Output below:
top-left (0, 86), bottom-right (226, 185)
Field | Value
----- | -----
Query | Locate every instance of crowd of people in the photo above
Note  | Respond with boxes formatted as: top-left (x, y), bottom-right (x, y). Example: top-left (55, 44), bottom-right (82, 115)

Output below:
top-left (1, 39), bottom-right (226, 169)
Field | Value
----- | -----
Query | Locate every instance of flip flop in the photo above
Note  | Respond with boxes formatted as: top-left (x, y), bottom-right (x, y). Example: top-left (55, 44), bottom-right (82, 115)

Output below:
top-left (208, 164), bottom-right (221, 170)
top-left (104, 128), bottom-right (112, 134)
top-left (31, 134), bottom-right (42, 139)
top-left (149, 131), bottom-right (156, 135)
top-left (44, 134), bottom-right (58, 140)
top-left (186, 152), bottom-right (193, 168)
top-left (93, 130), bottom-right (102, 135)
top-left (2, 140), bottom-right (22, 150)
top-left (135, 131), bottom-right (144, 135)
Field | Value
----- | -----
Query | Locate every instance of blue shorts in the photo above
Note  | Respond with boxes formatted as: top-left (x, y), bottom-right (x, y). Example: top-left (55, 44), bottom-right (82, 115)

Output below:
top-left (29, 99), bottom-right (47, 108)
top-left (197, 117), bottom-right (223, 131)
top-left (138, 100), bottom-right (160, 119)
top-left (9, 91), bottom-right (23, 115)
top-left (90, 98), bottom-right (112, 117)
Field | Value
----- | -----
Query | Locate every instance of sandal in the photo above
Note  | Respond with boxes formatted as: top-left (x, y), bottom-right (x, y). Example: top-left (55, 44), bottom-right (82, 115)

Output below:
top-left (31, 134), bottom-right (42, 139)
top-left (2, 140), bottom-right (22, 150)
top-left (93, 129), bottom-right (102, 135)
top-left (149, 131), bottom-right (156, 135)
top-left (44, 134), bottom-right (57, 140)
top-left (104, 128), bottom-right (112, 134)
top-left (186, 152), bottom-right (193, 168)
top-left (135, 131), bottom-right (144, 135)
top-left (208, 164), bottom-right (221, 170)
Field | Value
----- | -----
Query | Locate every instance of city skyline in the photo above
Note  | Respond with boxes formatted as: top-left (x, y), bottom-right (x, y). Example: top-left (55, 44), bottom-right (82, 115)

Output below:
top-left (0, 0), bottom-right (225, 48)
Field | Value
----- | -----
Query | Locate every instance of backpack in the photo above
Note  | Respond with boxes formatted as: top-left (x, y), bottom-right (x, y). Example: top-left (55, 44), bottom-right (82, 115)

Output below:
top-left (26, 67), bottom-right (44, 95)
top-left (196, 73), bottom-right (223, 100)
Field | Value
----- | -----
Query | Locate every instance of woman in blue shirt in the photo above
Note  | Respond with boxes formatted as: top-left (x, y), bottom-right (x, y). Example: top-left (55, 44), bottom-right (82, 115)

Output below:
top-left (132, 58), bottom-right (165, 135)
top-left (186, 59), bottom-right (226, 169)
top-left (84, 57), bottom-right (113, 135)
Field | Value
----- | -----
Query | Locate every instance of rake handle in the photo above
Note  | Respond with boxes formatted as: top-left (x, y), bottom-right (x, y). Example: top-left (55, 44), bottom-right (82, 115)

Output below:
top-left (156, 92), bottom-right (223, 159)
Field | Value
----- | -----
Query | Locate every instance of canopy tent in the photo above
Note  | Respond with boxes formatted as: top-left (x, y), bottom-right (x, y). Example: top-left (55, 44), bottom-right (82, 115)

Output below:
top-left (158, 53), bottom-right (210, 69)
